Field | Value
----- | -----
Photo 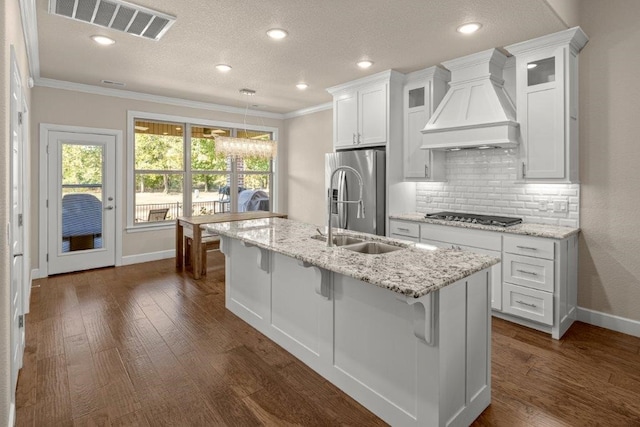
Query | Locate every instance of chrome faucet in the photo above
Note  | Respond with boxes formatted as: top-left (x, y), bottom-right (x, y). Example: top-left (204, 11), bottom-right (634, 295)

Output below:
top-left (327, 166), bottom-right (365, 247)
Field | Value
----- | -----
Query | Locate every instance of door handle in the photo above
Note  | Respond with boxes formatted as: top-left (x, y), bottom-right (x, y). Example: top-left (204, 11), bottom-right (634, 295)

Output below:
top-left (13, 253), bottom-right (23, 258)
top-left (105, 206), bottom-right (114, 210)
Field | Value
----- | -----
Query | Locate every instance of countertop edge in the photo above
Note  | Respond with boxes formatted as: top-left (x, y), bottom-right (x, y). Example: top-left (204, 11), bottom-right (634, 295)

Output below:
top-left (389, 214), bottom-right (581, 239)
top-left (209, 219), bottom-right (499, 298)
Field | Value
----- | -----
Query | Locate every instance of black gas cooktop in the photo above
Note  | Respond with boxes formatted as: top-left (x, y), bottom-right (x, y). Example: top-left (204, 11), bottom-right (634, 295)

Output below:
top-left (424, 211), bottom-right (522, 227)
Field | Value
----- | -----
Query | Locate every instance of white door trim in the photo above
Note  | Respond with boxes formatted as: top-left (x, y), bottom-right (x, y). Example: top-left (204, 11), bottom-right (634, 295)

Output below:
top-left (38, 123), bottom-right (123, 277)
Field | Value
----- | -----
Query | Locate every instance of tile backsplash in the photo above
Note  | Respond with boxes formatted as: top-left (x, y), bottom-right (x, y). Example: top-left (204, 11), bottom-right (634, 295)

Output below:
top-left (416, 149), bottom-right (580, 228)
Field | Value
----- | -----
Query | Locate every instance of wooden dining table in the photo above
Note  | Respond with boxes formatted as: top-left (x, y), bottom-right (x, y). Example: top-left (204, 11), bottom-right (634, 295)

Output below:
top-left (176, 211), bottom-right (288, 279)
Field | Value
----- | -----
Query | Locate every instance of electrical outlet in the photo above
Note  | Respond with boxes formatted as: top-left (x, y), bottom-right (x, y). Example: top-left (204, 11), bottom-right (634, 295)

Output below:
top-left (552, 198), bottom-right (568, 213)
top-left (539, 199), bottom-right (548, 211)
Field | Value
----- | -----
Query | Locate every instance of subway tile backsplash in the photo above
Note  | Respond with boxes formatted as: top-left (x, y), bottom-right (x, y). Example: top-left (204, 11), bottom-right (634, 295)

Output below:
top-left (416, 149), bottom-right (580, 228)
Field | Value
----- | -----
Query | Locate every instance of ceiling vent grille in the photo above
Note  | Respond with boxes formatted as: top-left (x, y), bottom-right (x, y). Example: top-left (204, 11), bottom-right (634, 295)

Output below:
top-left (49, 0), bottom-right (176, 41)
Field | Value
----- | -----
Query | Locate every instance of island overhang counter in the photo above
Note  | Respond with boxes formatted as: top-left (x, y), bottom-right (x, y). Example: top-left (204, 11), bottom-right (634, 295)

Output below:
top-left (206, 217), bottom-right (500, 427)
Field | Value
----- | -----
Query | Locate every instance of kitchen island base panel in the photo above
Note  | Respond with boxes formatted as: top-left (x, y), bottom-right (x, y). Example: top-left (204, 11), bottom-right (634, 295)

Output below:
top-left (222, 236), bottom-right (491, 427)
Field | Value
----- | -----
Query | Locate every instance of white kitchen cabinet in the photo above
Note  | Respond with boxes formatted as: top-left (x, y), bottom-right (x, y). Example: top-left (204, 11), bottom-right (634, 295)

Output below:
top-left (389, 219), bottom-right (420, 242)
top-left (420, 224), bottom-right (503, 311)
top-left (407, 220), bottom-right (578, 339)
top-left (403, 67), bottom-right (449, 180)
top-left (328, 70), bottom-right (403, 150)
top-left (506, 27), bottom-right (588, 182)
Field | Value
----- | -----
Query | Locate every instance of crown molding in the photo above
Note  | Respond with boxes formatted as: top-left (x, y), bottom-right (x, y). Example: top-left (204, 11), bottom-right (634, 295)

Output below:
top-left (34, 77), bottom-right (286, 120)
top-left (326, 69), bottom-right (403, 95)
top-left (405, 65), bottom-right (451, 84)
top-left (19, 0), bottom-right (40, 79)
top-left (283, 102), bottom-right (332, 119)
top-left (505, 26), bottom-right (589, 56)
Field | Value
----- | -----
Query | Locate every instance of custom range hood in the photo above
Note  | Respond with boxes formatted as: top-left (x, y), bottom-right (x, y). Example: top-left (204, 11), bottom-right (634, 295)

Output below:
top-left (421, 48), bottom-right (518, 150)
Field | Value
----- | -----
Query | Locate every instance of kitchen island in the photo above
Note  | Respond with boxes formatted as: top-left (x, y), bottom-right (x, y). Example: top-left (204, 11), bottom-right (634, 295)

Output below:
top-left (207, 217), bottom-right (500, 427)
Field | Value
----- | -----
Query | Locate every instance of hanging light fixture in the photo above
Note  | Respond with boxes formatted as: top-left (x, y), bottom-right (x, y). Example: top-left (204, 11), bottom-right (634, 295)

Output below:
top-left (215, 89), bottom-right (278, 160)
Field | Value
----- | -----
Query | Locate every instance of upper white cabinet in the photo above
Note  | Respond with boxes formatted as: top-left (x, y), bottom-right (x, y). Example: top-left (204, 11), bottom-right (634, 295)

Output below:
top-left (328, 70), bottom-right (403, 150)
top-left (403, 67), bottom-right (450, 180)
top-left (506, 27), bottom-right (588, 182)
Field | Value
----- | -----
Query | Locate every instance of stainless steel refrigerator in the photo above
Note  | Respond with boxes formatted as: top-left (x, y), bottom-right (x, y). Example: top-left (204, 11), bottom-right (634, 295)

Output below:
top-left (325, 148), bottom-right (386, 236)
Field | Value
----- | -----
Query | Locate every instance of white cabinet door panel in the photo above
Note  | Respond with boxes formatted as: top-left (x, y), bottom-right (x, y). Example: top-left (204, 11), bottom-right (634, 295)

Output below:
top-left (504, 253), bottom-right (554, 292)
top-left (504, 234), bottom-right (555, 260)
top-left (503, 282), bottom-right (553, 326)
top-left (334, 93), bottom-right (358, 148)
top-left (359, 84), bottom-right (387, 146)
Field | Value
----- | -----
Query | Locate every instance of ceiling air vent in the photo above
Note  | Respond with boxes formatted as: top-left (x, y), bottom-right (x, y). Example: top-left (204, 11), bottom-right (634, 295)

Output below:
top-left (49, 0), bottom-right (176, 41)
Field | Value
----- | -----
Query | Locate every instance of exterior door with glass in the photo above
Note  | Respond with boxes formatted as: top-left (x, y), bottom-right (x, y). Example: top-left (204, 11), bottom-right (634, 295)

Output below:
top-left (47, 131), bottom-right (116, 275)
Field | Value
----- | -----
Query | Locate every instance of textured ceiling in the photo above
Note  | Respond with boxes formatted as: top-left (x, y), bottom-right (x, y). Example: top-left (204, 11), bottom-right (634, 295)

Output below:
top-left (35, 0), bottom-right (567, 114)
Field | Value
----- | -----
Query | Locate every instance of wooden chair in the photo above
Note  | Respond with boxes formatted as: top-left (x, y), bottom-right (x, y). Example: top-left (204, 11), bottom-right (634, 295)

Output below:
top-left (148, 208), bottom-right (169, 222)
top-left (184, 234), bottom-right (220, 276)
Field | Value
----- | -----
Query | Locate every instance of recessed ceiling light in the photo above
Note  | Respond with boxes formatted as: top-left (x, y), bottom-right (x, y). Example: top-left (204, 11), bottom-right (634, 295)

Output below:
top-left (91, 35), bottom-right (115, 46)
top-left (134, 126), bottom-right (149, 131)
top-left (527, 63), bottom-right (538, 69)
top-left (456, 22), bottom-right (482, 34)
top-left (296, 83), bottom-right (308, 90)
top-left (239, 88), bottom-right (256, 96)
top-left (176, 127), bottom-right (182, 130)
top-left (449, 148), bottom-right (462, 152)
top-left (357, 60), bottom-right (373, 69)
top-left (216, 64), bottom-right (232, 72)
top-left (267, 28), bottom-right (288, 39)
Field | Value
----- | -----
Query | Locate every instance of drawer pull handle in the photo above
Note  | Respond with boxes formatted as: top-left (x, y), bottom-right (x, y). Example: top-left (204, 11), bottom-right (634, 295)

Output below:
top-left (516, 269), bottom-right (538, 276)
top-left (516, 245), bottom-right (538, 251)
top-left (516, 300), bottom-right (537, 308)
top-left (397, 227), bottom-right (410, 232)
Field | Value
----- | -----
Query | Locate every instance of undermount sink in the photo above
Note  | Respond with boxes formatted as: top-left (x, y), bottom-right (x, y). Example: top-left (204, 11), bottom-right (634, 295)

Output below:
top-left (342, 241), bottom-right (404, 255)
top-left (311, 234), bottom-right (365, 247)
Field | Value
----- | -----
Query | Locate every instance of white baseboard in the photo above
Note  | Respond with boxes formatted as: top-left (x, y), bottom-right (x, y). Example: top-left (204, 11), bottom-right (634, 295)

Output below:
top-left (8, 402), bottom-right (15, 427)
top-left (31, 268), bottom-right (43, 281)
top-left (121, 249), bottom-right (175, 266)
top-left (577, 307), bottom-right (640, 338)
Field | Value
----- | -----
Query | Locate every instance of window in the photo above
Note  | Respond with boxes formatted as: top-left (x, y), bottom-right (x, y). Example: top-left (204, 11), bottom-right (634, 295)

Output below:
top-left (128, 112), bottom-right (277, 228)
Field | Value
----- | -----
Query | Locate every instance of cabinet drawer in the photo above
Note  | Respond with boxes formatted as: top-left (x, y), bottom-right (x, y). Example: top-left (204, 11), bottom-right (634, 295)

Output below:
top-left (389, 221), bottom-right (420, 238)
top-left (503, 253), bottom-right (554, 292)
top-left (421, 223), bottom-right (501, 251)
top-left (504, 235), bottom-right (554, 260)
top-left (502, 283), bottom-right (553, 326)
top-left (390, 233), bottom-right (419, 243)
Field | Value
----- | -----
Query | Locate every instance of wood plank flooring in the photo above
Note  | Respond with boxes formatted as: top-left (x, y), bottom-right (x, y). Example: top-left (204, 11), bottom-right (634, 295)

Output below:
top-left (16, 252), bottom-right (640, 426)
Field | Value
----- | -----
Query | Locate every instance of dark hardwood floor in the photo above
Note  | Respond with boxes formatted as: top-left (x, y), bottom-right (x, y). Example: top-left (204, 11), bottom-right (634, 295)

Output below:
top-left (15, 252), bottom-right (640, 426)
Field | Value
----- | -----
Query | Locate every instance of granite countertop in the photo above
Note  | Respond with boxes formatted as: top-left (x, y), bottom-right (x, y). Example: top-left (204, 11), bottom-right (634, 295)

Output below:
top-left (206, 217), bottom-right (499, 299)
top-left (390, 213), bottom-right (580, 239)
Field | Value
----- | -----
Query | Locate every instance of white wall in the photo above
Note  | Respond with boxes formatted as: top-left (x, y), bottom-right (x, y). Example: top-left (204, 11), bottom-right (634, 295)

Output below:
top-left (1, 0), bottom-right (32, 423)
top-left (31, 87), bottom-right (285, 265)
top-left (577, 0), bottom-right (640, 321)
top-left (283, 109), bottom-right (333, 226)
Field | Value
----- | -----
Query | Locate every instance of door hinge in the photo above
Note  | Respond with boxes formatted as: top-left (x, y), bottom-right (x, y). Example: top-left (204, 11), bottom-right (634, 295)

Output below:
top-left (46, 145), bottom-right (49, 154)
top-left (46, 199), bottom-right (48, 208)
top-left (46, 254), bottom-right (49, 262)
top-left (18, 213), bottom-right (23, 227)
top-left (18, 112), bottom-right (23, 125)
top-left (18, 315), bottom-right (24, 328)
top-left (522, 162), bottom-right (526, 178)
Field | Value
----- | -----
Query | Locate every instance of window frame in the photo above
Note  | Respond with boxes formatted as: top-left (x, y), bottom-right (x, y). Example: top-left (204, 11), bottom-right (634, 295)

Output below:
top-left (126, 110), bottom-right (278, 231)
